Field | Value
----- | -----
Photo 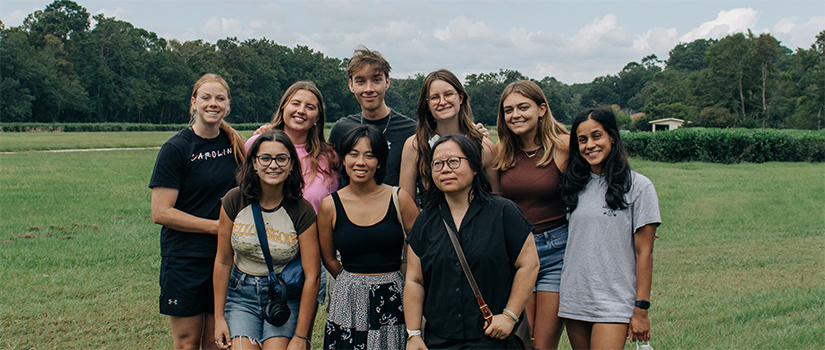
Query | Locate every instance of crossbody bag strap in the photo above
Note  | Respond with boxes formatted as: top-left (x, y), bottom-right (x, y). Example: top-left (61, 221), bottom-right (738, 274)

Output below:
top-left (251, 202), bottom-right (276, 276)
top-left (392, 186), bottom-right (405, 234)
top-left (442, 218), bottom-right (494, 325)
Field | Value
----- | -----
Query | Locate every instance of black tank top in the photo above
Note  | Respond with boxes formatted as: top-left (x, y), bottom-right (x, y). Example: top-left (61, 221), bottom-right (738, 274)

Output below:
top-left (331, 191), bottom-right (405, 274)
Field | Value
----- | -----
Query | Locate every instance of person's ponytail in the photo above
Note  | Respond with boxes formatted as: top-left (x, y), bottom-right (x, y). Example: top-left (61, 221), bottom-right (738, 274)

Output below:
top-left (220, 120), bottom-right (245, 166)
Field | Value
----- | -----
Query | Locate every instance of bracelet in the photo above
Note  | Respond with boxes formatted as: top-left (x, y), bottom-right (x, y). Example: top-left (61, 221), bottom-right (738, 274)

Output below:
top-left (294, 334), bottom-right (310, 343)
top-left (406, 329), bottom-right (422, 339)
top-left (503, 308), bottom-right (519, 322)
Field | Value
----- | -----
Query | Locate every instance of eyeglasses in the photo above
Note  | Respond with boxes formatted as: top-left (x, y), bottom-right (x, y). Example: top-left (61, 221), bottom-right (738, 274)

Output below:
top-left (427, 90), bottom-right (458, 104)
top-left (256, 154), bottom-right (290, 167)
top-left (431, 157), bottom-right (467, 172)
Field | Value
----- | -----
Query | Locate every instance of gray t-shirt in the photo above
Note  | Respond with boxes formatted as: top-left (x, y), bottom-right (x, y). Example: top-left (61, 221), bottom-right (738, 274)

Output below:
top-left (558, 171), bottom-right (661, 323)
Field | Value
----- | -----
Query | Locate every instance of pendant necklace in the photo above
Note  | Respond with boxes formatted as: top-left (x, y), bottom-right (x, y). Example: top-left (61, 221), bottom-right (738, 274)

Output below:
top-left (361, 112), bottom-right (392, 149)
top-left (523, 147), bottom-right (540, 158)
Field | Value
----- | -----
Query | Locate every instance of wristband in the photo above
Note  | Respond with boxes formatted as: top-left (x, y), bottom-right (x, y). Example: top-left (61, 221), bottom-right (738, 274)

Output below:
top-left (406, 329), bottom-right (421, 339)
top-left (503, 308), bottom-right (519, 322)
top-left (294, 334), bottom-right (310, 343)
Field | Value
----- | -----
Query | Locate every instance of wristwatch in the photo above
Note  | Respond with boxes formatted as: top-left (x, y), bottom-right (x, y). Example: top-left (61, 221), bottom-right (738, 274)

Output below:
top-left (406, 329), bottom-right (421, 339)
top-left (635, 299), bottom-right (651, 310)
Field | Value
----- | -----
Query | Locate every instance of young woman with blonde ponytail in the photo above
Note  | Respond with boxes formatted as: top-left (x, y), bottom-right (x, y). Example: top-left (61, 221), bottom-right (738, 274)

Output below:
top-left (149, 73), bottom-right (246, 350)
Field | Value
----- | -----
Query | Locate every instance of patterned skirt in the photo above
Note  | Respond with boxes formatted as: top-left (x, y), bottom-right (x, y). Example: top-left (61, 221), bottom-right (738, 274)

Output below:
top-left (323, 270), bottom-right (405, 350)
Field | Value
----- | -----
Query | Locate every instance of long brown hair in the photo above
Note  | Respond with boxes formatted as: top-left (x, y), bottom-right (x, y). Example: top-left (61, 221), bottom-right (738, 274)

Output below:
top-left (494, 80), bottom-right (568, 171)
top-left (269, 81), bottom-right (338, 185)
top-left (189, 73), bottom-right (245, 166)
top-left (415, 69), bottom-right (483, 182)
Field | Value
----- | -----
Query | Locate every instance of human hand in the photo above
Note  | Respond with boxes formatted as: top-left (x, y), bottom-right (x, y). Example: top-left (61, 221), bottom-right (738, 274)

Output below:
top-left (475, 123), bottom-right (491, 139)
top-left (483, 314), bottom-right (516, 340)
top-left (254, 123), bottom-right (274, 136)
top-left (627, 309), bottom-right (651, 342)
top-left (214, 320), bottom-right (232, 349)
top-left (406, 334), bottom-right (428, 350)
top-left (287, 335), bottom-right (310, 350)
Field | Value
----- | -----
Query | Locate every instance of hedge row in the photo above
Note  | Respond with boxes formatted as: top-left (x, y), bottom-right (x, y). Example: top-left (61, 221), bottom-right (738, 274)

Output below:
top-left (0, 123), bottom-right (264, 132)
top-left (623, 128), bottom-right (825, 163)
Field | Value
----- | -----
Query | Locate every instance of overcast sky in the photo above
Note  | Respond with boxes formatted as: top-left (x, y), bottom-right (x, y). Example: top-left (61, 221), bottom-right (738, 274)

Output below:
top-left (2, 0), bottom-right (823, 84)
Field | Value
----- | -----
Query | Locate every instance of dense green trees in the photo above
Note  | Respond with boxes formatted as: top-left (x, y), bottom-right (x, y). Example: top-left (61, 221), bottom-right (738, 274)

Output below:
top-left (1, 0), bottom-right (823, 130)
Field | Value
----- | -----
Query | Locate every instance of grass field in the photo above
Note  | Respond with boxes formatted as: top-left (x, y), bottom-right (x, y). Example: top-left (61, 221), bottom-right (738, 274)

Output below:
top-left (0, 132), bottom-right (823, 349)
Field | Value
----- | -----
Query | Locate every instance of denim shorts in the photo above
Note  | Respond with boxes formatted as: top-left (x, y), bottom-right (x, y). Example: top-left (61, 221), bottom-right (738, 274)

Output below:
top-left (533, 223), bottom-right (568, 293)
top-left (224, 267), bottom-right (300, 344)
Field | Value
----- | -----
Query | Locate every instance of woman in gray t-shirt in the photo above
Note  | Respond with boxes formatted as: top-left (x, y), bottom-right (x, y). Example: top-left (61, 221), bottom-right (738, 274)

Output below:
top-left (560, 108), bottom-right (661, 349)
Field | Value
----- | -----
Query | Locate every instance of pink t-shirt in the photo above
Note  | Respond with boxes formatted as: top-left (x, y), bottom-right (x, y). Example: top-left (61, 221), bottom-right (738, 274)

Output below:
top-left (246, 134), bottom-right (339, 212)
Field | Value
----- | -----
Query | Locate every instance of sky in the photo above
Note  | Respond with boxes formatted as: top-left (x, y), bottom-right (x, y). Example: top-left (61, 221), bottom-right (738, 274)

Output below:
top-left (2, 0), bottom-right (823, 84)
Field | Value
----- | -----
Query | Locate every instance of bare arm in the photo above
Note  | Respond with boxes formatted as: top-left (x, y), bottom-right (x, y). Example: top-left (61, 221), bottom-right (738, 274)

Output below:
top-left (290, 223), bottom-right (321, 350)
top-left (481, 138), bottom-right (500, 194)
top-left (399, 136), bottom-right (419, 201)
top-left (628, 223), bottom-right (656, 342)
top-left (317, 196), bottom-right (343, 278)
top-left (213, 207), bottom-right (235, 349)
top-left (151, 186), bottom-right (219, 235)
top-left (403, 245), bottom-right (428, 350)
top-left (398, 187), bottom-right (420, 234)
top-left (484, 234), bottom-right (539, 339)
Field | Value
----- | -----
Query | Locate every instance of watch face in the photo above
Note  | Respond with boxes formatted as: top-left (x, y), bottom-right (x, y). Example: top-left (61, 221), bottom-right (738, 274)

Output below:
top-left (636, 300), bottom-right (651, 309)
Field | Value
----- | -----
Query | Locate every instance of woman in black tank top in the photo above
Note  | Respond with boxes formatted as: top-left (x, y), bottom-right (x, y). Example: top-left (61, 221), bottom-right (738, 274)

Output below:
top-left (317, 125), bottom-right (419, 349)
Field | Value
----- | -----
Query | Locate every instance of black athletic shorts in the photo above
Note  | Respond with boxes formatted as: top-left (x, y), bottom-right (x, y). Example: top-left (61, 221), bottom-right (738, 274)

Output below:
top-left (159, 256), bottom-right (215, 317)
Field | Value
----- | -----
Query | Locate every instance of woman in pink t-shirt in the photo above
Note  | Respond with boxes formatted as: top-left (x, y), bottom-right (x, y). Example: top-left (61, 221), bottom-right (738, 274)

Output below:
top-left (245, 81), bottom-right (339, 211)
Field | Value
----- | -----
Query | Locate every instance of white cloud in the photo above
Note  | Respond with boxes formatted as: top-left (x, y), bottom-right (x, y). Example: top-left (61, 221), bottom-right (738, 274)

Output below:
top-left (200, 17), bottom-right (253, 39)
top-left (433, 16), bottom-right (495, 41)
top-left (1, 9), bottom-right (26, 27)
top-left (633, 27), bottom-right (679, 53)
top-left (773, 15), bottom-right (825, 50)
top-left (97, 7), bottom-right (130, 21)
top-left (680, 8), bottom-right (759, 43)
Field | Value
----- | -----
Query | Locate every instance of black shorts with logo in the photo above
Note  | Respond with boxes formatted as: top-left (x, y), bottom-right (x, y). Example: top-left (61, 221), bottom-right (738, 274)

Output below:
top-left (159, 256), bottom-right (215, 317)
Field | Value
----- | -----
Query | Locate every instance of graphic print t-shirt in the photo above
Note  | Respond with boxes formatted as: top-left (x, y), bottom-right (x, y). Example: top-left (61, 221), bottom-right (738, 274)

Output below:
top-left (149, 127), bottom-right (238, 257)
top-left (222, 187), bottom-right (316, 276)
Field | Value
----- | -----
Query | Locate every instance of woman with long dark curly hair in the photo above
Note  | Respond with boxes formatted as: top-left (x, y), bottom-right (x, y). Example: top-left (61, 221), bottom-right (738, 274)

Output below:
top-left (559, 108), bottom-right (661, 349)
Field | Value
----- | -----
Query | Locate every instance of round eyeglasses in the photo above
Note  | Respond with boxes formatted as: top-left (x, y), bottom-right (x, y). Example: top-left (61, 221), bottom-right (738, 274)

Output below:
top-left (256, 154), bottom-right (290, 167)
top-left (431, 156), bottom-right (467, 172)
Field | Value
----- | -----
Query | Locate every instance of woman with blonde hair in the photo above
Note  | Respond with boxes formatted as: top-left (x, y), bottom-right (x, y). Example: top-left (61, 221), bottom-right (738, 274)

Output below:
top-left (246, 81), bottom-right (338, 211)
top-left (150, 73), bottom-right (246, 349)
top-left (495, 80), bottom-right (569, 349)
top-left (399, 69), bottom-right (497, 201)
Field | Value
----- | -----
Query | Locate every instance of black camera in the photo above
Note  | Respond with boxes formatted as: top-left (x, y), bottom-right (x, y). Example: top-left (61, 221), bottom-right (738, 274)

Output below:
top-left (263, 275), bottom-right (291, 326)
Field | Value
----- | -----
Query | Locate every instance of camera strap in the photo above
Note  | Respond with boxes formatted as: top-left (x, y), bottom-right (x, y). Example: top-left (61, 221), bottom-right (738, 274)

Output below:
top-left (251, 202), bottom-right (276, 278)
top-left (251, 202), bottom-right (288, 303)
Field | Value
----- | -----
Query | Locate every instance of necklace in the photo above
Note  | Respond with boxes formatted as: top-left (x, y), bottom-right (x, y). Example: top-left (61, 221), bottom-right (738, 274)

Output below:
top-left (523, 147), bottom-right (540, 158)
top-left (361, 112), bottom-right (392, 148)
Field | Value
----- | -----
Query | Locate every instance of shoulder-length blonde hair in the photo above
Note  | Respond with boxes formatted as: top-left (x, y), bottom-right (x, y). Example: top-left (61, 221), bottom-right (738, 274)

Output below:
top-left (190, 73), bottom-right (245, 166)
top-left (494, 80), bottom-right (568, 171)
top-left (414, 69), bottom-right (483, 181)
top-left (269, 81), bottom-right (338, 184)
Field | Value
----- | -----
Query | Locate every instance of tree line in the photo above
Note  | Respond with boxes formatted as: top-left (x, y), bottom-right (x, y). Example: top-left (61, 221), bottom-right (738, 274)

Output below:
top-left (1, 0), bottom-right (823, 130)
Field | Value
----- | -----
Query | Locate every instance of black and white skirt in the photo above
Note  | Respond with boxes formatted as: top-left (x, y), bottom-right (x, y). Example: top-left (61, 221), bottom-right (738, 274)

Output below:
top-left (323, 270), bottom-right (405, 349)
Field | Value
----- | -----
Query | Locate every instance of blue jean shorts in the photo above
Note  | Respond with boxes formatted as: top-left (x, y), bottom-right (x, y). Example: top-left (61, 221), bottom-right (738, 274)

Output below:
top-left (533, 223), bottom-right (568, 293)
top-left (224, 267), bottom-right (300, 344)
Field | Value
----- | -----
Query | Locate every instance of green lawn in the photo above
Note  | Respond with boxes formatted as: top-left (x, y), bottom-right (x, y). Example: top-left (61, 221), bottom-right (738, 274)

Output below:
top-left (0, 140), bottom-right (822, 348)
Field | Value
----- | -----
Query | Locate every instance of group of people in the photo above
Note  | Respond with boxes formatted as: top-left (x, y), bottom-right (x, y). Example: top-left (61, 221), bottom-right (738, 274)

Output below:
top-left (149, 47), bottom-right (661, 350)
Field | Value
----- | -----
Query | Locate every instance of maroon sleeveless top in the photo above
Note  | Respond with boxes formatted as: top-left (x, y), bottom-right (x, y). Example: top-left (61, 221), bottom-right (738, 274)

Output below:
top-left (499, 148), bottom-right (567, 233)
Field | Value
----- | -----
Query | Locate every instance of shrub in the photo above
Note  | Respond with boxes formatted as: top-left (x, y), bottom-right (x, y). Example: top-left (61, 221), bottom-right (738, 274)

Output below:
top-left (623, 128), bottom-right (825, 163)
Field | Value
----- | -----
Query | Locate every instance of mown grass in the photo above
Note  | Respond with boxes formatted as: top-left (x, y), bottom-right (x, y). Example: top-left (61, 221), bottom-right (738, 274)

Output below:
top-left (0, 124), bottom-right (490, 152)
top-left (1, 143), bottom-right (822, 348)
top-left (0, 130), bottom-right (260, 152)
